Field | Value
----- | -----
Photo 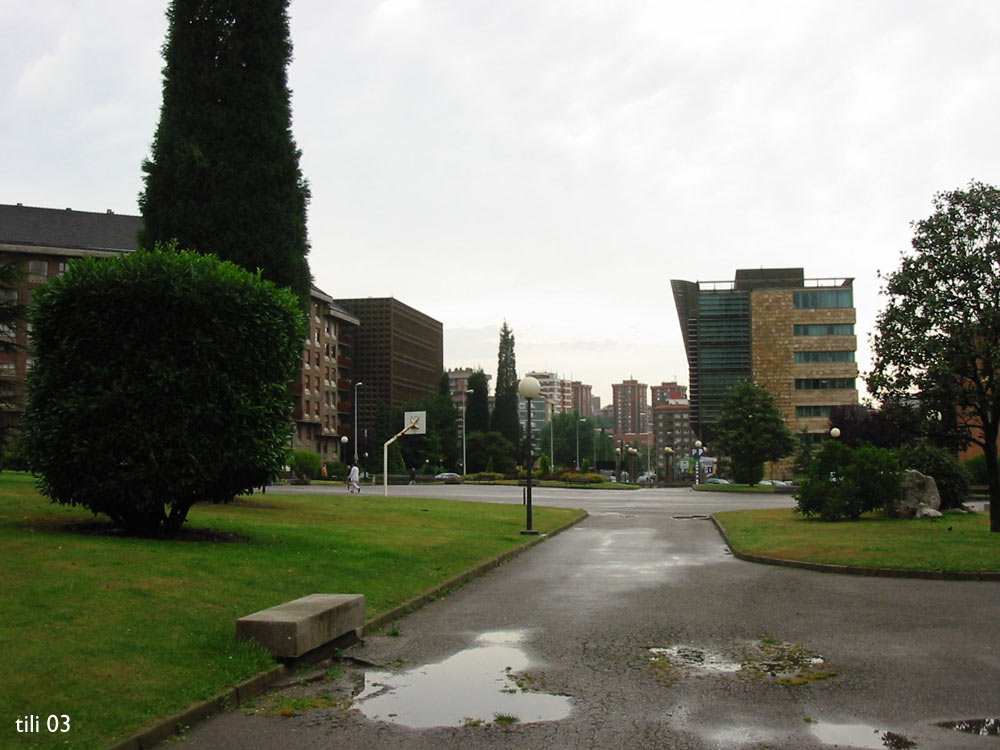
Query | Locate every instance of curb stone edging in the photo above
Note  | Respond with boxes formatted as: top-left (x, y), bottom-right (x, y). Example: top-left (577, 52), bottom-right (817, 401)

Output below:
top-left (711, 515), bottom-right (1000, 582)
top-left (107, 509), bottom-right (589, 750)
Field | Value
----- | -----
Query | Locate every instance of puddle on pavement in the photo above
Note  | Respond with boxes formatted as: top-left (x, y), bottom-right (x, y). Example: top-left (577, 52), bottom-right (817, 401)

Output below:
top-left (649, 645), bottom-right (742, 674)
top-left (354, 630), bottom-right (572, 728)
top-left (810, 722), bottom-right (917, 749)
top-left (937, 718), bottom-right (1000, 736)
top-left (648, 639), bottom-right (835, 686)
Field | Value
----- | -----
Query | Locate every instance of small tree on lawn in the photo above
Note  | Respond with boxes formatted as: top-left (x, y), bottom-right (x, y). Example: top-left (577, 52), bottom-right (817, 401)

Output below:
top-left (21, 247), bottom-right (305, 535)
top-left (713, 379), bottom-right (794, 484)
top-left (868, 180), bottom-right (1000, 531)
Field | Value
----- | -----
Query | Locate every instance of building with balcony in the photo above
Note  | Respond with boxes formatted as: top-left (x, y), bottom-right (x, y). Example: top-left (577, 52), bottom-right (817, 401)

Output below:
top-left (293, 288), bottom-right (360, 459)
top-left (651, 382), bottom-right (696, 480)
top-left (672, 267), bottom-right (858, 445)
top-left (525, 371), bottom-right (574, 415)
top-left (612, 378), bottom-right (649, 439)
top-left (0, 204), bottom-right (142, 432)
top-left (571, 381), bottom-right (594, 417)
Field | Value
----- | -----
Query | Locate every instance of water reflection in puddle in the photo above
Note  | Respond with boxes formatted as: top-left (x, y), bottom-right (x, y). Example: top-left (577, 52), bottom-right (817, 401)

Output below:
top-left (649, 645), bottom-right (742, 674)
top-left (938, 718), bottom-right (1000, 736)
top-left (355, 630), bottom-right (572, 728)
top-left (810, 722), bottom-right (917, 749)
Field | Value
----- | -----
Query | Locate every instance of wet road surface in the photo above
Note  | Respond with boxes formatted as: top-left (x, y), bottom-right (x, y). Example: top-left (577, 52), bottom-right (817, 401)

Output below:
top-left (180, 485), bottom-right (1000, 749)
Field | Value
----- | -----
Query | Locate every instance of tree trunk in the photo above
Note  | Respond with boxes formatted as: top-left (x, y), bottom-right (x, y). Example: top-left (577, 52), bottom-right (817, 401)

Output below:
top-left (985, 426), bottom-right (999, 533)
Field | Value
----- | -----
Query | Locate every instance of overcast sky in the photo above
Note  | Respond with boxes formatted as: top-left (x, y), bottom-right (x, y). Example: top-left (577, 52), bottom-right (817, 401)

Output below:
top-left (4, 1), bottom-right (999, 404)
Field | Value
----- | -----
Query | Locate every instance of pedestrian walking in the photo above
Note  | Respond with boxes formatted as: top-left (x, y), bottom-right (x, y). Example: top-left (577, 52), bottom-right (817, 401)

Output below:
top-left (348, 463), bottom-right (360, 494)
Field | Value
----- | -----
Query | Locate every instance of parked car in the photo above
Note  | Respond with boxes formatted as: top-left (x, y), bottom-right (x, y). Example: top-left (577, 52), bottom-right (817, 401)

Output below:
top-left (434, 472), bottom-right (462, 484)
top-left (706, 476), bottom-right (730, 484)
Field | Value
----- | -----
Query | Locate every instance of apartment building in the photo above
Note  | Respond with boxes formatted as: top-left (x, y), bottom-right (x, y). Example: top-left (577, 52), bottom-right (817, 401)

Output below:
top-left (612, 378), bottom-right (649, 438)
top-left (671, 267), bottom-right (858, 444)
top-left (0, 204), bottom-right (142, 430)
top-left (525, 371), bottom-right (574, 414)
top-left (650, 382), bottom-right (696, 479)
top-left (571, 381), bottom-right (594, 417)
top-left (293, 288), bottom-right (360, 459)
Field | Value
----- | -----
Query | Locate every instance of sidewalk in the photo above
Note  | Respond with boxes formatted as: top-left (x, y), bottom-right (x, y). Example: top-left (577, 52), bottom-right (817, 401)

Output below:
top-left (177, 488), bottom-right (999, 749)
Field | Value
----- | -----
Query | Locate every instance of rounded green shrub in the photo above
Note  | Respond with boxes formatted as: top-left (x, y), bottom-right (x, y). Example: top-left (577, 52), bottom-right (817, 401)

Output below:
top-left (795, 441), bottom-right (903, 521)
top-left (22, 247), bottom-right (306, 534)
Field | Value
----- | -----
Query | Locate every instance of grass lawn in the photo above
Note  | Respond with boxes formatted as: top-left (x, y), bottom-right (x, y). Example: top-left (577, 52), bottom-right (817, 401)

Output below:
top-left (715, 507), bottom-right (1000, 573)
top-left (0, 472), bottom-right (584, 750)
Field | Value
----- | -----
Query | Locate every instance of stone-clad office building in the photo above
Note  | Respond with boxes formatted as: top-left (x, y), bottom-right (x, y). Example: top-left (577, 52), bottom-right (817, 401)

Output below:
top-left (672, 267), bottom-right (858, 446)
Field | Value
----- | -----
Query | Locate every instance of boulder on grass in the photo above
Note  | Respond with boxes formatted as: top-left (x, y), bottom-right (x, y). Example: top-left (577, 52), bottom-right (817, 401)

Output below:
top-left (891, 470), bottom-right (941, 519)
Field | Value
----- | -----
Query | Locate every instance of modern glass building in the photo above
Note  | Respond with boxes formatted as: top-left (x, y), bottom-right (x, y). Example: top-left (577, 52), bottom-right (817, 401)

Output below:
top-left (671, 268), bottom-right (858, 446)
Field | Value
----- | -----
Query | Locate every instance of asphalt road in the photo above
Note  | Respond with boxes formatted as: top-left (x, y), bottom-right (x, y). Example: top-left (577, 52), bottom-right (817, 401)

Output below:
top-left (180, 485), bottom-right (1000, 749)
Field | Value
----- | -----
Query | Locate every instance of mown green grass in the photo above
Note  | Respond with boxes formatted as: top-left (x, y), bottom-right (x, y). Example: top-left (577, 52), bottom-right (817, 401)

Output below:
top-left (715, 507), bottom-right (1000, 572)
top-left (0, 472), bottom-right (583, 750)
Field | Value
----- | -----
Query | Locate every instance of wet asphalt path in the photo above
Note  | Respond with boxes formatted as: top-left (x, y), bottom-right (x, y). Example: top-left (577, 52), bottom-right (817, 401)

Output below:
top-left (180, 486), bottom-right (1000, 749)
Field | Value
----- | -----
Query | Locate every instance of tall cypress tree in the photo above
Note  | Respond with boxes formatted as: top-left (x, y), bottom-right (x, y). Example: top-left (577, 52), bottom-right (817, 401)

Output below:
top-left (491, 321), bottom-right (521, 449)
top-left (466, 370), bottom-right (491, 434)
top-left (138, 0), bottom-right (312, 305)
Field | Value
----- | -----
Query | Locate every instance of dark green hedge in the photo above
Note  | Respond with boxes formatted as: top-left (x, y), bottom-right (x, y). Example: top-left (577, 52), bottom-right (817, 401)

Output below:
top-left (22, 247), bottom-right (306, 534)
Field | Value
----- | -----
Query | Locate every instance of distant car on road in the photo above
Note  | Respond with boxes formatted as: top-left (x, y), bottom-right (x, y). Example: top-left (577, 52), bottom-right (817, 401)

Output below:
top-left (706, 477), bottom-right (730, 485)
top-left (435, 472), bottom-right (462, 484)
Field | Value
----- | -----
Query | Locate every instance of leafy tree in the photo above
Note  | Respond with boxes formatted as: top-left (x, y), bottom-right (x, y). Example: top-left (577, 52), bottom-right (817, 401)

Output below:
top-left (465, 431), bottom-right (516, 474)
top-left (491, 321), bottom-right (520, 451)
top-left (713, 380), bottom-right (794, 484)
top-left (538, 411), bottom-right (595, 470)
top-left (465, 371), bottom-right (491, 434)
top-left (21, 247), bottom-right (305, 534)
top-left (868, 180), bottom-right (1000, 531)
top-left (138, 0), bottom-right (312, 306)
top-left (290, 450), bottom-right (321, 480)
top-left (795, 441), bottom-right (903, 521)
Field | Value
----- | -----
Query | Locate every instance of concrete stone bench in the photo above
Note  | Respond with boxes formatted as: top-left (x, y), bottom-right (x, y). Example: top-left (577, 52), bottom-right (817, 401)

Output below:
top-left (237, 593), bottom-right (365, 658)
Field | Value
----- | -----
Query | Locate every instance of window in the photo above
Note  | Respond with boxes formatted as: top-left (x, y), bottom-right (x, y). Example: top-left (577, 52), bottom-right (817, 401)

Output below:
top-left (796, 405), bottom-right (833, 418)
top-left (793, 290), bottom-right (852, 309)
top-left (794, 351), bottom-right (855, 363)
top-left (28, 260), bottom-right (47, 276)
top-left (795, 378), bottom-right (856, 390)
top-left (794, 324), bottom-right (854, 336)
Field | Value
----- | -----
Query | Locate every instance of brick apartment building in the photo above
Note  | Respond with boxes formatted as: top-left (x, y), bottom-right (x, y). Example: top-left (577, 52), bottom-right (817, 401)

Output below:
top-left (650, 381), bottom-right (696, 479)
top-left (293, 288), bottom-right (359, 459)
top-left (0, 204), bottom-right (142, 431)
top-left (612, 378), bottom-right (649, 439)
top-left (0, 204), bottom-right (361, 459)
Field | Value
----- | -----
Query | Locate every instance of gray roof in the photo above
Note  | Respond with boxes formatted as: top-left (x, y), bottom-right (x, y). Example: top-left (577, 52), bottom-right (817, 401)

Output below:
top-left (0, 203), bottom-right (142, 252)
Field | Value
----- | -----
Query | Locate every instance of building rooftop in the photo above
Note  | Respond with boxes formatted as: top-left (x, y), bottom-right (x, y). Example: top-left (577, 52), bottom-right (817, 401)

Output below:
top-left (0, 203), bottom-right (142, 252)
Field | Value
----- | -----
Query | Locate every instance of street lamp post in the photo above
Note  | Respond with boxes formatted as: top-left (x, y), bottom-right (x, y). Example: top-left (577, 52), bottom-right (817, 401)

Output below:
top-left (353, 381), bottom-right (364, 464)
top-left (575, 417), bottom-right (587, 470)
top-left (518, 376), bottom-right (541, 535)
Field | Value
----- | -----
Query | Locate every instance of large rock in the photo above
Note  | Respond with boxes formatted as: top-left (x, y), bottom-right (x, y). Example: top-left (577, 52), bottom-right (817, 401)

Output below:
top-left (891, 470), bottom-right (941, 519)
